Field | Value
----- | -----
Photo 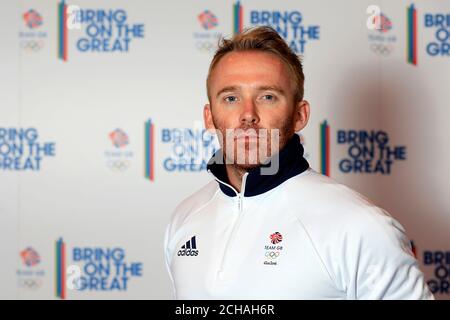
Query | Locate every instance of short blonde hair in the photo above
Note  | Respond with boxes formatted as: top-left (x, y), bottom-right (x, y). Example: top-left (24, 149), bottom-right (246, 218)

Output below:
top-left (206, 25), bottom-right (305, 103)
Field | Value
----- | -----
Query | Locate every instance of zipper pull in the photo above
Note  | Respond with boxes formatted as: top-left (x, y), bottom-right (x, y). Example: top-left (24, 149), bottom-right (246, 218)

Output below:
top-left (237, 195), bottom-right (243, 212)
top-left (236, 172), bottom-right (248, 213)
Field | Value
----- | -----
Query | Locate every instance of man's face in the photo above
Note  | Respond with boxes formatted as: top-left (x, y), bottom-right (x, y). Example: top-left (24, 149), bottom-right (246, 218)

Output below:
top-left (204, 50), bottom-right (309, 170)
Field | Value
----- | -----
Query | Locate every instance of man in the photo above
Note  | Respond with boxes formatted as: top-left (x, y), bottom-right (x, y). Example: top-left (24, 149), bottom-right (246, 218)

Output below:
top-left (164, 26), bottom-right (433, 299)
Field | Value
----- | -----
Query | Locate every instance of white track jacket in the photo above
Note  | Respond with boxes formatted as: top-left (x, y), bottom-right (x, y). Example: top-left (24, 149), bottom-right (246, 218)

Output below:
top-left (164, 134), bottom-right (433, 300)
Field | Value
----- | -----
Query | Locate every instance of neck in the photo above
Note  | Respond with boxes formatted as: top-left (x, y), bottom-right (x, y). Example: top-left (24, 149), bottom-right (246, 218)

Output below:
top-left (225, 164), bottom-right (247, 192)
top-left (207, 134), bottom-right (310, 198)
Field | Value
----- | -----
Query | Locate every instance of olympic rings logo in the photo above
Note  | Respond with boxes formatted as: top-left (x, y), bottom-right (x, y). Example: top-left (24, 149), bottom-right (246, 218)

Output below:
top-left (107, 159), bottom-right (130, 171)
top-left (20, 40), bottom-right (44, 52)
top-left (195, 41), bottom-right (217, 52)
top-left (370, 43), bottom-right (393, 56)
top-left (18, 278), bottom-right (43, 290)
top-left (265, 251), bottom-right (280, 259)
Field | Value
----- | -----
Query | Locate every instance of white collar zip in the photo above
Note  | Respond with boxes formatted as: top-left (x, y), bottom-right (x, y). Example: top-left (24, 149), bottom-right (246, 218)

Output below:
top-left (207, 170), bottom-right (249, 280)
top-left (207, 169), bottom-right (249, 213)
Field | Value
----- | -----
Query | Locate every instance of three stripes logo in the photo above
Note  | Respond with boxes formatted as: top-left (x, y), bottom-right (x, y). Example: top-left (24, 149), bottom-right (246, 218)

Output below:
top-left (177, 236), bottom-right (199, 256)
top-left (407, 4), bottom-right (418, 65)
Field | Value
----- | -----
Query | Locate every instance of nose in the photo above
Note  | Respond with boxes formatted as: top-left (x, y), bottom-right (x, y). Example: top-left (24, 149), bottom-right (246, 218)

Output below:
top-left (239, 98), bottom-right (260, 126)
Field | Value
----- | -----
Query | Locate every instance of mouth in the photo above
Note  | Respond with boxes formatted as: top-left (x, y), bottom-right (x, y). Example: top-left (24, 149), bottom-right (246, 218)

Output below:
top-left (233, 130), bottom-right (260, 140)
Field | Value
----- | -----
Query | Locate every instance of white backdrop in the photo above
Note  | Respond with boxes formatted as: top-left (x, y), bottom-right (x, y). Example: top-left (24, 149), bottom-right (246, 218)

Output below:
top-left (0, 0), bottom-right (449, 300)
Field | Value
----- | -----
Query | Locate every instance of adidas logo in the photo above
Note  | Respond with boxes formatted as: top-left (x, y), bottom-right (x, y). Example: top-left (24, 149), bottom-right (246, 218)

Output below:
top-left (177, 236), bottom-right (199, 256)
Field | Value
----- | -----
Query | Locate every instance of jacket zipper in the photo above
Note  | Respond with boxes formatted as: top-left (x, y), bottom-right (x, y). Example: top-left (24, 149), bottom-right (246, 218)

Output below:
top-left (207, 170), bottom-right (248, 280)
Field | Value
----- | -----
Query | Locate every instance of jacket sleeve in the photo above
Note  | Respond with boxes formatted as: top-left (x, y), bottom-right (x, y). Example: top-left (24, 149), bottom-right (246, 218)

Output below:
top-left (342, 207), bottom-right (434, 300)
top-left (163, 221), bottom-right (177, 299)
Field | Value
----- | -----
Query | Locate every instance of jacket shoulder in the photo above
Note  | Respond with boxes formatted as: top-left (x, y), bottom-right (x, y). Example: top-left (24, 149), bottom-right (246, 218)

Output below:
top-left (167, 180), bottom-right (219, 234)
top-left (284, 168), bottom-right (386, 224)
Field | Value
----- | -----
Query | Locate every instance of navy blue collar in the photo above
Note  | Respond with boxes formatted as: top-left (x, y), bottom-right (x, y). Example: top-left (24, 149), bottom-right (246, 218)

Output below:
top-left (207, 134), bottom-right (309, 197)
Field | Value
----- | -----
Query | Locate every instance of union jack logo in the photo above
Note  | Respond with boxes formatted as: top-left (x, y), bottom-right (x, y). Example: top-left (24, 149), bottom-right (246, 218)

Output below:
top-left (109, 128), bottom-right (129, 148)
top-left (23, 9), bottom-right (43, 29)
top-left (198, 10), bottom-right (218, 30)
top-left (270, 232), bottom-right (283, 244)
top-left (20, 247), bottom-right (40, 267)
top-left (373, 13), bottom-right (392, 33)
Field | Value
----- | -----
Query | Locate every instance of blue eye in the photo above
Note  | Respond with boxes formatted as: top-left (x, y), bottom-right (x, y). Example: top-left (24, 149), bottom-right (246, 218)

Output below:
top-left (224, 96), bottom-right (238, 103)
top-left (262, 94), bottom-right (276, 101)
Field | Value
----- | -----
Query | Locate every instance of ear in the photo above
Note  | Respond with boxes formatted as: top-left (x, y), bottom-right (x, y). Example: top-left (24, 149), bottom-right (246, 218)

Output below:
top-left (203, 103), bottom-right (216, 131)
top-left (294, 100), bottom-right (310, 132)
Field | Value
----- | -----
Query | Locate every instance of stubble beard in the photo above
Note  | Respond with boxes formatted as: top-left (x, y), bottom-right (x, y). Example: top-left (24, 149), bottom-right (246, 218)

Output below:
top-left (212, 117), bottom-right (295, 174)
